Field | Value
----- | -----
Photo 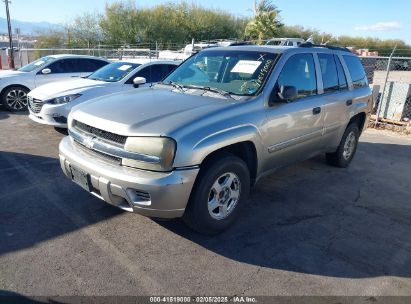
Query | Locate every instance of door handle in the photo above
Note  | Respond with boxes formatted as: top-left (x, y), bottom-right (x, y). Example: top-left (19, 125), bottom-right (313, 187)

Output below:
top-left (346, 99), bottom-right (353, 106)
top-left (313, 107), bottom-right (321, 115)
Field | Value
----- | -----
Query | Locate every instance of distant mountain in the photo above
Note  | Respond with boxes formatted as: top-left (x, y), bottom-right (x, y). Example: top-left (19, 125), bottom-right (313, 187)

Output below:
top-left (0, 17), bottom-right (62, 35)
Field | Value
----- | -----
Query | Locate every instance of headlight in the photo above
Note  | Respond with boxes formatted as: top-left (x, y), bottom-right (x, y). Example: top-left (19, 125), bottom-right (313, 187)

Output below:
top-left (122, 137), bottom-right (176, 172)
top-left (48, 94), bottom-right (81, 105)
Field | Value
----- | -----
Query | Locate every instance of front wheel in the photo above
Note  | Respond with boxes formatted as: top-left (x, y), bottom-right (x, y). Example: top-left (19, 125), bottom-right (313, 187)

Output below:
top-left (326, 123), bottom-right (360, 168)
top-left (183, 153), bottom-right (250, 235)
top-left (2, 86), bottom-right (29, 111)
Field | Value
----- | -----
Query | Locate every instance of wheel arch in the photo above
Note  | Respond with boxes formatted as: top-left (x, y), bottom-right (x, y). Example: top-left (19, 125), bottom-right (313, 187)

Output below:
top-left (0, 84), bottom-right (31, 100)
top-left (199, 141), bottom-right (258, 186)
top-left (349, 112), bottom-right (367, 134)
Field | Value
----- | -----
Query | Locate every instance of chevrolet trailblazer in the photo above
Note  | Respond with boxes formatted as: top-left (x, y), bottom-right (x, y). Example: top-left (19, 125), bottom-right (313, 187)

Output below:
top-left (59, 44), bottom-right (372, 234)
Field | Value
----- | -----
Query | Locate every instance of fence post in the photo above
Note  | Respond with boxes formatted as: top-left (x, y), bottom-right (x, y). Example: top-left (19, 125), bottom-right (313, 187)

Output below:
top-left (375, 45), bottom-right (397, 126)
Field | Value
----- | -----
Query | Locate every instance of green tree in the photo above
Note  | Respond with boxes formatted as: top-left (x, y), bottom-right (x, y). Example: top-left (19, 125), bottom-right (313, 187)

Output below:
top-left (34, 29), bottom-right (66, 48)
top-left (99, 2), bottom-right (147, 45)
top-left (98, 1), bottom-right (247, 46)
top-left (66, 13), bottom-right (103, 48)
top-left (245, 0), bottom-right (283, 43)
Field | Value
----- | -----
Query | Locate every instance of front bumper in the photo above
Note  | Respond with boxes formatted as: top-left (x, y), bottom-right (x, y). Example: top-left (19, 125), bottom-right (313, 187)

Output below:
top-left (59, 136), bottom-right (199, 218)
top-left (28, 103), bottom-right (69, 128)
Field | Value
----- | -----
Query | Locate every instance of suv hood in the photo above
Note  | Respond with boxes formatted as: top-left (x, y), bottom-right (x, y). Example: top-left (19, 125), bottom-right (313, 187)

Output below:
top-left (29, 78), bottom-right (108, 100)
top-left (71, 87), bottom-right (235, 136)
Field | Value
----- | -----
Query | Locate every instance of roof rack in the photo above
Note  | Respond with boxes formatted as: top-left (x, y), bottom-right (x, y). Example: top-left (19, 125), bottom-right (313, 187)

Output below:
top-left (299, 42), bottom-right (352, 53)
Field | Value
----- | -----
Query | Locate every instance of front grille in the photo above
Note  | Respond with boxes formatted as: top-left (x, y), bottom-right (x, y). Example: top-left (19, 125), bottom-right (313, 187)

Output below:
top-left (73, 120), bottom-right (127, 146)
top-left (28, 96), bottom-right (44, 114)
top-left (73, 141), bottom-right (121, 164)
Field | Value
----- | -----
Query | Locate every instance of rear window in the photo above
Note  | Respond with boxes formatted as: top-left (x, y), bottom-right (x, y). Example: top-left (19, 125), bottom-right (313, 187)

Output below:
top-left (343, 55), bottom-right (368, 88)
top-left (335, 56), bottom-right (348, 90)
top-left (318, 53), bottom-right (339, 93)
top-left (81, 59), bottom-right (109, 72)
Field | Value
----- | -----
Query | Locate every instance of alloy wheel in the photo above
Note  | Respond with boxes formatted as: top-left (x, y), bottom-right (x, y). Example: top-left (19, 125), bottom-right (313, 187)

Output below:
top-left (207, 172), bottom-right (241, 220)
top-left (343, 131), bottom-right (357, 160)
top-left (6, 89), bottom-right (28, 111)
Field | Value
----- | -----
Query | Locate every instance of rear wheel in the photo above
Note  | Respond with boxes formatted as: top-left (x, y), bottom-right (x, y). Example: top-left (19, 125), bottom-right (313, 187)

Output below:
top-left (183, 153), bottom-right (250, 235)
top-left (326, 123), bottom-right (360, 168)
top-left (2, 86), bottom-right (29, 111)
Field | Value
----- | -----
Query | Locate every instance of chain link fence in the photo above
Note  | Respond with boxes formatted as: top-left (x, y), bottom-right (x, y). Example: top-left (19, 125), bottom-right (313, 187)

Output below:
top-left (360, 51), bottom-right (411, 125)
top-left (0, 42), bottom-right (189, 69)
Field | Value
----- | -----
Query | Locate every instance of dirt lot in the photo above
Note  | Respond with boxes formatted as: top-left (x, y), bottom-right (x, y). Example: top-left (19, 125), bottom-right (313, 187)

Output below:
top-left (1, 109), bottom-right (411, 298)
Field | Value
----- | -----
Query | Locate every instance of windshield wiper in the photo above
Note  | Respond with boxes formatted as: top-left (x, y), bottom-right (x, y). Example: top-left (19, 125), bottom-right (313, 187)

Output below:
top-left (163, 81), bottom-right (185, 92)
top-left (184, 85), bottom-right (234, 100)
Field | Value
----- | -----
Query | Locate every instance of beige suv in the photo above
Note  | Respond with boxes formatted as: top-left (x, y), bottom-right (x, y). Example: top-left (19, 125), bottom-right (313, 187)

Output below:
top-left (59, 44), bottom-right (372, 234)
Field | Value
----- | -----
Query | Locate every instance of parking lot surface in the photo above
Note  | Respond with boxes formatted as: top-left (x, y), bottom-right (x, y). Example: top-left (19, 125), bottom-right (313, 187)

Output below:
top-left (1, 109), bottom-right (411, 297)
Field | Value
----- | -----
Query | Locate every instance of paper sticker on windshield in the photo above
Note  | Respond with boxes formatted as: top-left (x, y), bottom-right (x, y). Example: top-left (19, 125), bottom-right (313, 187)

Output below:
top-left (231, 60), bottom-right (262, 74)
top-left (34, 60), bottom-right (45, 66)
top-left (118, 65), bottom-right (132, 71)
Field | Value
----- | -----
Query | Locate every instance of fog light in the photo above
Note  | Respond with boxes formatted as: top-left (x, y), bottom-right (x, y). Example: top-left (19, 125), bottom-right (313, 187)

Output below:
top-left (126, 189), bottom-right (151, 206)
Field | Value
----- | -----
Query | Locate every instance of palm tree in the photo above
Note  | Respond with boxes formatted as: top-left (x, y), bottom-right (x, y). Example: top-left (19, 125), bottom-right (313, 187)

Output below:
top-left (245, 0), bottom-right (283, 43)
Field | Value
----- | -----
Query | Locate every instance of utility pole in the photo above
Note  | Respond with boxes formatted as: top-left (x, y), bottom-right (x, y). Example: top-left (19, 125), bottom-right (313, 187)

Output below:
top-left (4, 0), bottom-right (15, 69)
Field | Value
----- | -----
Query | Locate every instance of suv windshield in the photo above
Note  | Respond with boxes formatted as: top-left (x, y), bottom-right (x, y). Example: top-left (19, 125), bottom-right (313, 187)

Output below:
top-left (18, 56), bottom-right (55, 72)
top-left (87, 62), bottom-right (140, 82)
top-left (164, 50), bottom-right (278, 96)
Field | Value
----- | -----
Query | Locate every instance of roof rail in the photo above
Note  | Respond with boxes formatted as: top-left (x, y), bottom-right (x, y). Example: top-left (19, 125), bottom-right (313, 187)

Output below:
top-left (299, 42), bottom-right (352, 53)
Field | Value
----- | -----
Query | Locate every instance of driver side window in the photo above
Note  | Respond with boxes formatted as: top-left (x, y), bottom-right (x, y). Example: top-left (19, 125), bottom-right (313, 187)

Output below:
top-left (44, 59), bottom-right (73, 74)
top-left (277, 53), bottom-right (317, 101)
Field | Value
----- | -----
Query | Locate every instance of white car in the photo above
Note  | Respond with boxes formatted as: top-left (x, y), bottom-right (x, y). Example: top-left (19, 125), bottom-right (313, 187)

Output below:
top-left (28, 59), bottom-right (180, 128)
top-left (265, 38), bottom-right (305, 47)
top-left (0, 54), bottom-right (109, 111)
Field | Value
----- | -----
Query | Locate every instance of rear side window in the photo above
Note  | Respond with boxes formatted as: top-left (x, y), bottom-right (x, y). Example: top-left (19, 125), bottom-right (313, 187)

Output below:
top-left (166, 64), bottom-right (178, 74)
top-left (47, 59), bottom-right (76, 73)
top-left (318, 53), bottom-right (339, 93)
top-left (335, 56), bottom-right (348, 90)
top-left (133, 64), bottom-right (178, 83)
top-left (277, 53), bottom-right (317, 100)
top-left (343, 55), bottom-right (368, 88)
top-left (70, 59), bottom-right (86, 73)
top-left (80, 59), bottom-right (108, 72)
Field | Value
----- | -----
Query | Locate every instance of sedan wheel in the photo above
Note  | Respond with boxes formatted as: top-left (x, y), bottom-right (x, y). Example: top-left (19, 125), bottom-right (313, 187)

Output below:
top-left (2, 87), bottom-right (29, 111)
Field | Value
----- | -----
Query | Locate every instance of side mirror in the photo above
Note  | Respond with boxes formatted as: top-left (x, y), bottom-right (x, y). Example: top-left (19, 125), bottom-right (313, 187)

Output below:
top-left (278, 85), bottom-right (297, 102)
top-left (133, 77), bottom-right (147, 88)
top-left (41, 68), bottom-right (51, 75)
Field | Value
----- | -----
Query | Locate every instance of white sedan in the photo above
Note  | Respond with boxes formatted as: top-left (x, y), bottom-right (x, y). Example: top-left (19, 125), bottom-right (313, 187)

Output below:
top-left (28, 59), bottom-right (180, 128)
top-left (0, 54), bottom-right (109, 111)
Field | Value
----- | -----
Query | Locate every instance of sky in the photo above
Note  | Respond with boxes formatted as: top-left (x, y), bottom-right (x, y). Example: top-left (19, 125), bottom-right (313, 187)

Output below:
top-left (0, 0), bottom-right (410, 44)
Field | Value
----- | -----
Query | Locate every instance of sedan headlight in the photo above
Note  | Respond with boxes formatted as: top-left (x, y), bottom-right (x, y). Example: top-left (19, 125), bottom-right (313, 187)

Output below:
top-left (48, 94), bottom-right (82, 105)
top-left (122, 137), bottom-right (176, 172)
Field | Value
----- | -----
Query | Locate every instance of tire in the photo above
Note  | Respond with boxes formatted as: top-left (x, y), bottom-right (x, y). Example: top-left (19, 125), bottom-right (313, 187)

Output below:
top-left (183, 153), bottom-right (250, 235)
top-left (326, 123), bottom-right (360, 168)
top-left (1, 86), bottom-right (29, 112)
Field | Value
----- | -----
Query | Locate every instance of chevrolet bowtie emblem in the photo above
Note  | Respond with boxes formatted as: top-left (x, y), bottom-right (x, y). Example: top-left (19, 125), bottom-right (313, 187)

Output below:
top-left (83, 136), bottom-right (95, 149)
